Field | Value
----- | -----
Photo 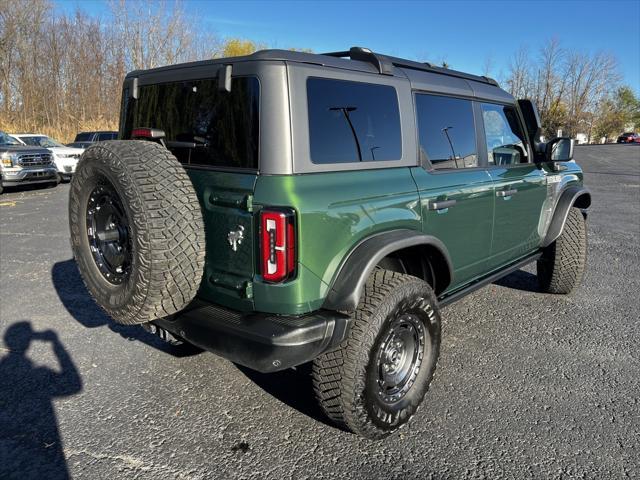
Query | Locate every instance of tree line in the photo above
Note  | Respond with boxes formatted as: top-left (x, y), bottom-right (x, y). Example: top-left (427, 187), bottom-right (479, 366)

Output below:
top-left (504, 38), bottom-right (639, 141)
top-left (1, 0), bottom-right (638, 143)
top-left (0, 0), bottom-right (270, 142)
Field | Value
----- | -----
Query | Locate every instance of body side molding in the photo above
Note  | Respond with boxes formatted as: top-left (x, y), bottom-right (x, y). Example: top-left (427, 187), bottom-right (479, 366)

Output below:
top-left (542, 185), bottom-right (591, 248)
top-left (322, 229), bottom-right (453, 312)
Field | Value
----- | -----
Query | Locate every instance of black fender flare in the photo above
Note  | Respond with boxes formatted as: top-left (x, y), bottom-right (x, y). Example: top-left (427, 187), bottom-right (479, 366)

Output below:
top-left (322, 229), bottom-right (453, 312)
top-left (542, 185), bottom-right (591, 248)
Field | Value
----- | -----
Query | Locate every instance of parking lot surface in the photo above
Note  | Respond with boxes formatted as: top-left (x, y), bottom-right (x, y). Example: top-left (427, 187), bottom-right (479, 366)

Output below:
top-left (1, 145), bottom-right (638, 479)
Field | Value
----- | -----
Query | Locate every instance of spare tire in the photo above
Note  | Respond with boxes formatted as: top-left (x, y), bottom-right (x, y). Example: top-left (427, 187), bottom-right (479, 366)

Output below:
top-left (69, 140), bottom-right (205, 325)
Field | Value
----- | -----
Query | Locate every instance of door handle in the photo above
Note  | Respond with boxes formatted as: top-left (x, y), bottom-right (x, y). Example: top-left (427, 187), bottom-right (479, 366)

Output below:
top-left (496, 189), bottom-right (518, 198)
top-left (427, 199), bottom-right (457, 211)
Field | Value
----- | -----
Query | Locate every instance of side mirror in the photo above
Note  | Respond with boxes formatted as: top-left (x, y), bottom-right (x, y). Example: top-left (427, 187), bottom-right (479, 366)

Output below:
top-left (545, 137), bottom-right (574, 162)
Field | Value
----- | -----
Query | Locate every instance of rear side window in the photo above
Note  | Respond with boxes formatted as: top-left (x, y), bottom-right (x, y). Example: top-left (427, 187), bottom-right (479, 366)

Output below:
top-left (307, 78), bottom-right (401, 164)
top-left (415, 94), bottom-right (478, 169)
top-left (75, 133), bottom-right (92, 141)
top-left (126, 77), bottom-right (259, 169)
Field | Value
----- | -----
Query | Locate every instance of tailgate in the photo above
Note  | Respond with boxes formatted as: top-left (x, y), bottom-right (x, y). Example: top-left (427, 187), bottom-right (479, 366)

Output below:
top-left (187, 169), bottom-right (257, 312)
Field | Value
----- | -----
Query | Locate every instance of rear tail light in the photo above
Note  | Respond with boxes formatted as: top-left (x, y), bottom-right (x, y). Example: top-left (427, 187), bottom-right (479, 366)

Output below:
top-left (131, 127), bottom-right (166, 140)
top-left (260, 208), bottom-right (296, 282)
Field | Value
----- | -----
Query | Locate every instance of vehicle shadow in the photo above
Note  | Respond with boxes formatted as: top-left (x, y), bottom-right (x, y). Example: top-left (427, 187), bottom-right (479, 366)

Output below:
top-left (235, 363), bottom-right (339, 429)
top-left (0, 321), bottom-right (81, 480)
top-left (493, 269), bottom-right (540, 292)
top-left (1, 182), bottom-right (59, 195)
top-left (51, 259), bottom-right (200, 357)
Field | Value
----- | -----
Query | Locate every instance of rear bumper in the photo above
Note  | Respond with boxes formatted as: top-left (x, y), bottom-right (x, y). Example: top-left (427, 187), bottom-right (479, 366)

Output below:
top-left (154, 300), bottom-right (351, 373)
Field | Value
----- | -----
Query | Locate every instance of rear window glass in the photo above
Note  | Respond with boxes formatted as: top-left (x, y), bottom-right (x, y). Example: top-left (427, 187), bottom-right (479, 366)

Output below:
top-left (307, 78), bottom-right (401, 164)
top-left (75, 133), bottom-right (92, 141)
top-left (126, 76), bottom-right (259, 169)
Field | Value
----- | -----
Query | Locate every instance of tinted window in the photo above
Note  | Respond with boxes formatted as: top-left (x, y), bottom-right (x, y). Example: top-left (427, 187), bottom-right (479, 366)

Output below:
top-left (415, 94), bottom-right (477, 169)
top-left (126, 77), bottom-right (259, 169)
top-left (97, 133), bottom-right (117, 141)
top-left (75, 133), bottom-right (92, 141)
top-left (307, 78), bottom-right (401, 164)
top-left (481, 103), bottom-right (527, 166)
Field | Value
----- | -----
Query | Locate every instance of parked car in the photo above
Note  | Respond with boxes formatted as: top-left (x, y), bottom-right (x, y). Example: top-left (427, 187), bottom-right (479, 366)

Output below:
top-left (617, 132), bottom-right (640, 143)
top-left (67, 131), bottom-right (118, 149)
top-left (10, 133), bottom-right (83, 182)
top-left (1, 131), bottom-right (58, 194)
top-left (68, 47), bottom-right (590, 439)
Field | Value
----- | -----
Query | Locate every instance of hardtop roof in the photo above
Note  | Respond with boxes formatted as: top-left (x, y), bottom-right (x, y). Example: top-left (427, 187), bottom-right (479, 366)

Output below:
top-left (126, 47), bottom-right (513, 103)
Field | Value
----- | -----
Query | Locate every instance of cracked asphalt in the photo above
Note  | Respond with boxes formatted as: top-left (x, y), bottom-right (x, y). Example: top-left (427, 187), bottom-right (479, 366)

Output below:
top-left (1, 145), bottom-right (638, 479)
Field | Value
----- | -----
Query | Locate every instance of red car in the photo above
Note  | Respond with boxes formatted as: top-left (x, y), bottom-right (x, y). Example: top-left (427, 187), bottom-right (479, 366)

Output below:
top-left (617, 132), bottom-right (640, 143)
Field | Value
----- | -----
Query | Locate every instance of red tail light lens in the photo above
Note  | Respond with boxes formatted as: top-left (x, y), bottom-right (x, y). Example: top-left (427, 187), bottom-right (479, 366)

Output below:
top-left (131, 128), bottom-right (152, 138)
top-left (131, 127), bottom-right (166, 140)
top-left (260, 209), bottom-right (296, 282)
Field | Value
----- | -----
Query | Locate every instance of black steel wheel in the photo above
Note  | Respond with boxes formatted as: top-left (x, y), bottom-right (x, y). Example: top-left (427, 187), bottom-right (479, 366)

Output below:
top-left (373, 313), bottom-right (427, 404)
top-left (313, 269), bottom-right (441, 439)
top-left (85, 179), bottom-right (132, 285)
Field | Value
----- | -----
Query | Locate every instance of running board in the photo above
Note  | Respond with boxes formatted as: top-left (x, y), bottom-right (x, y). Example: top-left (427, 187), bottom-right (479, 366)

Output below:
top-left (438, 252), bottom-right (542, 307)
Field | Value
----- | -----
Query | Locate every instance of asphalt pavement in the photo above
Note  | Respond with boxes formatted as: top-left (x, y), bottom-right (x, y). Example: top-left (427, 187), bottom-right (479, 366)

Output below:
top-left (0, 144), bottom-right (638, 479)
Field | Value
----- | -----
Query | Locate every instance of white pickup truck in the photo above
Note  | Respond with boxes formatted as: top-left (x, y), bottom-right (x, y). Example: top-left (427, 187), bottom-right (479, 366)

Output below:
top-left (11, 133), bottom-right (84, 182)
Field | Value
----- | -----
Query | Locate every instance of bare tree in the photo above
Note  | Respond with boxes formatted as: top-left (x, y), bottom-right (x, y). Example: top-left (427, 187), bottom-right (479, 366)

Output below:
top-left (506, 46), bottom-right (533, 100)
top-left (0, 0), bottom-right (223, 141)
top-left (564, 51), bottom-right (619, 136)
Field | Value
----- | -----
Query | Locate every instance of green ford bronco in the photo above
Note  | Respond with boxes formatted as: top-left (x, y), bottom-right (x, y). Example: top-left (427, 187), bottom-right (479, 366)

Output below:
top-left (69, 47), bottom-right (590, 439)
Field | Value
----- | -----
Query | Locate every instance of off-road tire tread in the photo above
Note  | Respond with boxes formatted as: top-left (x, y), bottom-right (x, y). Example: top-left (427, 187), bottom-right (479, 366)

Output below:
top-left (69, 140), bottom-right (205, 325)
top-left (537, 207), bottom-right (587, 294)
top-left (312, 269), bottom-right (440, 439)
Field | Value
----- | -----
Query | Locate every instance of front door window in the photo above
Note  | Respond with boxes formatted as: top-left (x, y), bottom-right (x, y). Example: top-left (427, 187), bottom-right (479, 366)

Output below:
top-left (481, 103), bottom-right (528, 166)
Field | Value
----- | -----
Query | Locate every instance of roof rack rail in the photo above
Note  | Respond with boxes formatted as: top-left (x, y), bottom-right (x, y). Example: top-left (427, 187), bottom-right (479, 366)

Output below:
top-left (323, 47), bottom-right (395, 75)
top-left (321, 46), bottom-right (498, 86)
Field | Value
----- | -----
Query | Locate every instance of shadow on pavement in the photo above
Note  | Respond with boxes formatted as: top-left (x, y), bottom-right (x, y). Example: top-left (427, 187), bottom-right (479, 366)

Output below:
top-left (53, 259), bottom-right (332, 427)
top-left (0, 321), bottom-right (81, 480)
top-left (51, 259), bottom-right (200, 357)
top-left (236, 363), bottom-right (339, 429)
top-left (493, 269), bottom-right (540, 292)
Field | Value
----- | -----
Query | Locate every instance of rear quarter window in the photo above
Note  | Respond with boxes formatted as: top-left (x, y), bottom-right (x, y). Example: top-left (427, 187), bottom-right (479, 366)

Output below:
top-left (307, 78), bottom-right (402, 164)
top-left (126, 76), bottom-right (259, 169)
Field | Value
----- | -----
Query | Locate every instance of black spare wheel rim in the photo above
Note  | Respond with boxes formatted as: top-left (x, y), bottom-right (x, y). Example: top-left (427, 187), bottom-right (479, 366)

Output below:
top-left (86, 178), bottom-right (132, 285)
top-left (374, 313), bottom-right (427, 404)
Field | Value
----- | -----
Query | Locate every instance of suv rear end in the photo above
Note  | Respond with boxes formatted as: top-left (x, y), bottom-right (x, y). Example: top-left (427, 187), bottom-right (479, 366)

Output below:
top-left (114, 58), bottom-right (353, 371)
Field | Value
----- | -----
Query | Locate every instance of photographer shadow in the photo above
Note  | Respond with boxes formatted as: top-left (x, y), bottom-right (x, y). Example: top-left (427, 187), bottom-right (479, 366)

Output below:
top-left (0, 322), bottom-right (81, 480)
top-left (51, 259), bottom-right (199, 357)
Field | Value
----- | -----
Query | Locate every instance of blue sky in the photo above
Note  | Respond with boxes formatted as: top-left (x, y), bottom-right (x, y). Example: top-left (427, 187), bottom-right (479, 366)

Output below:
top-left (56, 0), bottom-right (640, 91)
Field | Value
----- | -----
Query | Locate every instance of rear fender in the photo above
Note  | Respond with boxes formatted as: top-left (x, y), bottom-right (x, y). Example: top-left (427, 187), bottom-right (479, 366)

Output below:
top-left (322, 229), bottom-right (453, 311)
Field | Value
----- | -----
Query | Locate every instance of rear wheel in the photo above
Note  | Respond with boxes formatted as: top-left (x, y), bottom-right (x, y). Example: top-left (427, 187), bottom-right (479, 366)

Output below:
top-left (69, 140), bottom-right (206, 325)
top-left (313, 269), bottom-right (441, 439)
top-left (537, 207), bottom-right (587, 294)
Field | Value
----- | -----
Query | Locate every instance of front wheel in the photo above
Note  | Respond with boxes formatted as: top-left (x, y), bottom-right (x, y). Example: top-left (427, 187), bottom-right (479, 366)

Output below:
top-left (537, 207), bottom-right (587, 294)
top-left (313, 269), bottom-right (441, 439)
